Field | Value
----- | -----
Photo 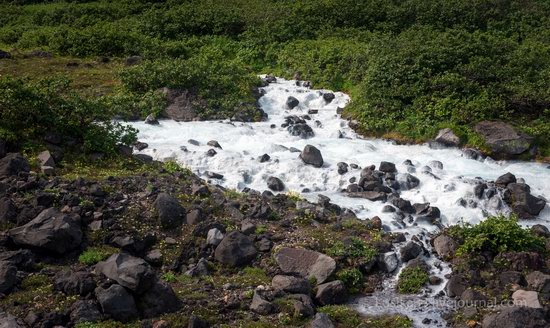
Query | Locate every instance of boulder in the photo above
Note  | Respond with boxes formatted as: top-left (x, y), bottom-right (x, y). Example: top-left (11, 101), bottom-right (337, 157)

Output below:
top-left (286, 96), bottom-right (300, 109)
top-left (503, 183), bottom-right (546, 219)
top-left (206, 228), bottom-right (224, 246)
top-left (300, 145), bottom-right (323, 167)
top-left (54, 270), bottom-right (95, 296)
top-left (153, 193), bottom-right (186, 228)
top-left (481, 306), bottom-right (547, 328)
top-left (337, 162), bottom-right (348, 175)
top-left (8, 208), bottom-right (82, 255)
top-left (95, 284), bottom-right (138, 323)
top-left (496, 172), bottom-right (516, 188)
top-left (460, 288), bottom-right (487, 304)
top-left (70, 300), bottom-right (103, 323)
top-left (0, 153), bottom-right (30, 178)
top-left (397, 173), bottom-right (420, 190)
top-left (288, 123), bottom-right (314, 138)
top-left (379, 252), bottom-right (399, 273)
top-left (272, 275), bottom-right (311, 294)
top-left (390, 197), bottom-right (415, 213)
top-left (512, 290), bottom-right (541, 308)
top-left (0, 250), bottom-right (34, 271)
top-left (474, 121), bottom-right (534, 157)
top-left (95, 253), bottom-right (154, 293)
top-left (259, 154), bottom-right (271, 163)
top-left (0, 312), bottom-right (25, 328)
top-left (315, 280), bottom-right (347, 305)
top-left (379, 161), bottom-right (397, 173)
top-left (135, 279), bottom-right (181, 318)
top-left (145, 114), bottom-right (159, 125)
top-left (250, 291), bottom-right (276, 314)
top-left (433, 235), bottom-right (458, 259)
top-left (134, 154), bottom-right (153, 163)
top-left (0, 197), bottom-right (17, 224)
top-left (0, 261), bottom-right (17, 294)
top-left (214, 231), bottom-right (257, 267)
top-left (526, 271), bottom-right (550, 296)
top-left (186, 208), bottom-right (205, 225)
top-left (275, 247), bottom-right (336, 284)
top-left (400, 242), bottom-right (422, 262)
top-left (37, 150), bottom-right (55, 167)
top-left (321, 92), bottom-right (335, 103)
top-left (434, 128), bottom-right (460, 147)
top-left (267, 176), bottom-right (285, 191)
top-left (161, 88), bottom-right (204, 122)
top-left (309, 312), bottom-right (335, 328)
top-left (446, 275), bottom-right (467, 297)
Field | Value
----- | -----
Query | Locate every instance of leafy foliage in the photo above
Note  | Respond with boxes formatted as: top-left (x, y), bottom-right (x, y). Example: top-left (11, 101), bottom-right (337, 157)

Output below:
top-left (336, 268), bottom-right (364, 293)
top-left (325, 237), bottom-right (378, 265)
top-left (397, 266), bottom-right (429, 294)
top-left (448, 215), bottom-right (545, 255)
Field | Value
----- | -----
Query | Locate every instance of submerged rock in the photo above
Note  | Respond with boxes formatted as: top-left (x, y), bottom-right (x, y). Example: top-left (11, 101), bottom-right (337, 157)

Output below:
top-left (267, 176), bottom-right (285, 191)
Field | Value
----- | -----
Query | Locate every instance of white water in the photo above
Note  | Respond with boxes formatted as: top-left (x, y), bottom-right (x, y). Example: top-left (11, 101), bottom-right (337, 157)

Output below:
top-left (127, 77), bottom-right (550, 326)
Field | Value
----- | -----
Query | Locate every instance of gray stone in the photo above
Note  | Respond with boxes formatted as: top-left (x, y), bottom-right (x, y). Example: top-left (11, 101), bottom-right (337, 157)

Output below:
top-left (512, 290), bottom-right (541, 308)
top-left (250, 291), bottom-right (276, 314)
top-left (267, 176), bottom-right (285, 191)
top-left (474, 121), bottom-right (534, 157)
top-left (8, 208), bottom-right (82, 255)
top-left (315, 280), bottom-right (347, 305)
top-left (300, 145), bottom-right (323, 168)
top-left (37, 150), bottom-right (55, 167)
top-left (434, 128), bottom-right (460, 147)
top-left (0, 262), bottom-right (17, 294)
top-left (433, 235), bottom-right (458, 260)
top-left (481, 306), bottom-right (547, 328)
top-left (95, 284), bottom-right (138, 323)
top-left (153, 193), bottom-right (185, 228)
top-left (272, 275), bottom-right (311, 294)
top-left (96, 253), bottom-right (154, 293)
top-left (214, 231), bottom-right (257, 267)
top-left (309, 312), bottom-right (335, 328)
top-left (275, 247), bottom-right (336, 284)
top-left (206, 228), bottom-right (224, 246)
top-left (0, 153), bottom-right (30, 178)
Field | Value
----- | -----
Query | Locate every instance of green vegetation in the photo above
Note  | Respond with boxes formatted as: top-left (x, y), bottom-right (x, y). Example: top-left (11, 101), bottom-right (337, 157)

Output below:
top-left (325, 237), bottom-right (378, 265)
top-left (448, 214), bottom-right (545, 255)
top-left (318, 305), bottom-right (413, 328)
top-left (78, 246), bottom-right (116, 265)
top-left (397, 266), bottom-right (429, 294)
top-left (1, 0), bottom-right (549, 157)
top-left (336, 268), bottom-right (364, 293)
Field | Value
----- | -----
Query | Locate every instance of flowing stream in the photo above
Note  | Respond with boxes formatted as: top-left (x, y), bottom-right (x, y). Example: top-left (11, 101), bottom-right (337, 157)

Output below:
top-left (127, 77), bottom-right (550, 326)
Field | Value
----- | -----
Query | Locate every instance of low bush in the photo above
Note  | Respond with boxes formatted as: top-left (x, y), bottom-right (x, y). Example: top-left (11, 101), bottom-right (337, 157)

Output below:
top-left (448, 214), bottom-right (545, 255)
top-left (397, 266), bottom-right (429, 294)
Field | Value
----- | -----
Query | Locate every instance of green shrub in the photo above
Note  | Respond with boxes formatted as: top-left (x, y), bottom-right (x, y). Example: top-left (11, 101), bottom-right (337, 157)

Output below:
top-left (318, 305), bottom-right (363, 327)
top-left (336, 268), bottom-right (364, 293)
top-left (0, 77), bottom-right (137, 154)
top-left (448, 214), bottom-right (545, 255)
top-left (397, 266), bottom-right (429, 294)
top-left (325, 237), bottom-right (378, 265)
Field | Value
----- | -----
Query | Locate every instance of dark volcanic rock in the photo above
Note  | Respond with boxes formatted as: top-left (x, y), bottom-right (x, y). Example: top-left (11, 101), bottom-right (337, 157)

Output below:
top-left (135, 279), bottom-right (181, 318)
top-left (8, 208), bottom-right (82, 255)
top-left (315, 280), bottom-right (347, 305)
top-left (153, 193), bottom-right (186, 228)
top-left (0, 261), bottom-right (17, 294)
top-left (95, 284), bottom-right (138, 323)
top-left (474, 121), bottom-right (534, 157)
top-left (275, 247), bottom-right (336, 284)
top-left (400, 242), bottom-right (422, 262)
top-left (54, 270), bottom-right (95, 296)
top-left (300, 145), bottom-right (323, 167)
top-left (309, 312), bottom-right (335, 328)
top-left (495, 172), bottom-right (516, 188)
top-left (96, 253), bottom-right (154, 293)
top-left (214, 231), bottom-right (257, 267)
top-left (0, 197), bottom-right (17, 224)
top-left (286, 96), bottom-right (300, 109)
top-left (272, 275), bottom-right (311, 294)
top-left (322, 93), bottom-right (335, 103)
top-left (267, 176), bottom-right (285, 192)
top-left (481, 306), bottom-right (548, 328)
top-left (434, 128), bottom-right (460, 147)
top-left (503, 183), bottom-right (546, 219)
top-left (70, 300), bottom-right (103, 323)
top-left (0, 153), bottom-right (30, 178)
